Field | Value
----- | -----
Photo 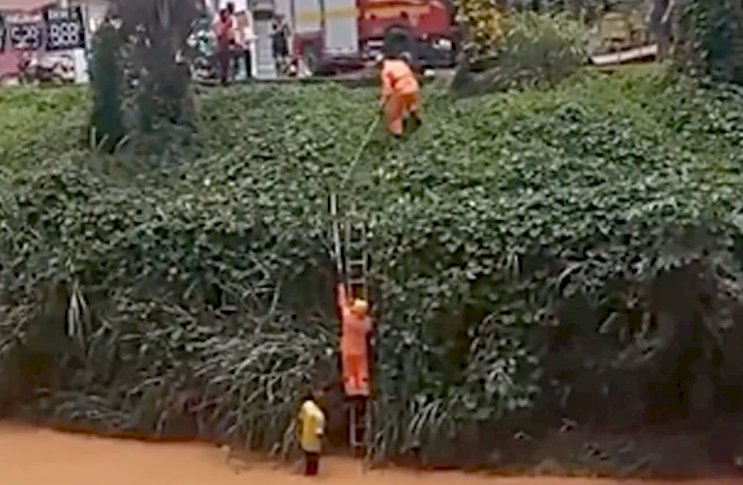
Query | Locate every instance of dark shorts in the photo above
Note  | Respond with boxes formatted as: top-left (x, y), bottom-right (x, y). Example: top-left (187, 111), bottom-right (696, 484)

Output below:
top-left (304, 451), bottom-right (319, 476)
top-left (272, 38), bottom-right (289, 58)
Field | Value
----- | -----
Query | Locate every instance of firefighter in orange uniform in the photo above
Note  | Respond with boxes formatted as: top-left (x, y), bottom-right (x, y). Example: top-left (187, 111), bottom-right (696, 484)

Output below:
top-left (337, 283), bottom-right (373, 397)
top-left (378, 52), bottom-right (422, 137)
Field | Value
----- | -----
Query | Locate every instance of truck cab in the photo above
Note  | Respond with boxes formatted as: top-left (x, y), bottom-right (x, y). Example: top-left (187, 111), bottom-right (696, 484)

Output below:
top-left (288, 0), bottom-right (457, 76)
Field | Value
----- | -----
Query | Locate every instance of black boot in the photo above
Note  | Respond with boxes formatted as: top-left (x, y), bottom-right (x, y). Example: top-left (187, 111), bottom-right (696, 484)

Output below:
top-left (410, 113), bottom-right (422, 131)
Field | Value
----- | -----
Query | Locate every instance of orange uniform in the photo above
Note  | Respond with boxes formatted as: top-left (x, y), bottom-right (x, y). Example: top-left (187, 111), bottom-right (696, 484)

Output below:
top-left (380, 59), bottom-right (421, 136)
top-left (337, 284), bottom-right (373, 397)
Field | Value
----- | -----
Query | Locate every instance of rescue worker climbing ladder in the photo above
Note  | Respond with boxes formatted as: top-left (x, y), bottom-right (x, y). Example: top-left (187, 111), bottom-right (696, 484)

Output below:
top-left (330, 194), bottom-right (373, 451)
top-left (325, 54), bottom-right (421, 450)
top-left (337, 283), bottom-right (372, 398)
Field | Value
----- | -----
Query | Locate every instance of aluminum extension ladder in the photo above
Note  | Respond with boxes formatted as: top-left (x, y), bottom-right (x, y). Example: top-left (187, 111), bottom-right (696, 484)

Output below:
top-left (329, 193), bottom-right (372, 451)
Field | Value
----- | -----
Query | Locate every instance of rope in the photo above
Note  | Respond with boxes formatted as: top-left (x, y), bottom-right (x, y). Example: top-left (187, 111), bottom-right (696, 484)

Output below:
top-left (342, 113), bottom-right (381, 186)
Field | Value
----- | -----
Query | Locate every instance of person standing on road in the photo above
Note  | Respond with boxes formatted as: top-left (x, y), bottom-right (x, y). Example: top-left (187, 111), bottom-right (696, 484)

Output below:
top-left (297, 389), bottom-right (325, 476)
top-left (271, 15), bottom-right (291, 76)
top-left (226, 2), bottom-right (254, 81)
top-left (378, 52), bottom-right (422, 137)
top-left (213, 7), bottom-right (235, 84)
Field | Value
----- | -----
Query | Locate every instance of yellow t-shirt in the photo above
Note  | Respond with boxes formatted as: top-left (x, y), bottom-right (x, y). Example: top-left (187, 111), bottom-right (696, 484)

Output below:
top-left (298, 400), bottom-right (325, 453)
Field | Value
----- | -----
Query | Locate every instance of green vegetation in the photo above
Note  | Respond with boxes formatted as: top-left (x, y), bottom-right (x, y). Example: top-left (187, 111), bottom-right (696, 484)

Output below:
top-left (2, 66), bottom-right (743, 473)
top-left (0, 87), bottom-right (87, 172)
top-left (452, 12), bottom-right (587, 96)
top-left (455, 0), bottom-right (506, 58)
top-left (674, 0), bottom-right (743, 85)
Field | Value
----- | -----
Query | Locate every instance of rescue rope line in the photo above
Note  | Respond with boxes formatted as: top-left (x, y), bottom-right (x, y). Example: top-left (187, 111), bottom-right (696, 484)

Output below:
top-left (342, 112), bottom-right (382, 186)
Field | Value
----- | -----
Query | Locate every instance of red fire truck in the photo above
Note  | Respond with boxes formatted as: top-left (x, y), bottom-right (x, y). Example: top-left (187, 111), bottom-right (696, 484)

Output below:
top-left (287, 0), bottom-right (458, 75)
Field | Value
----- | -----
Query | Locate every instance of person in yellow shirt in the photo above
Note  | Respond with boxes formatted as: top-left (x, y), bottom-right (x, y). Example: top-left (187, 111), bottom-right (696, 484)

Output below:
top-left (298, 390), bottom-right (326, 476)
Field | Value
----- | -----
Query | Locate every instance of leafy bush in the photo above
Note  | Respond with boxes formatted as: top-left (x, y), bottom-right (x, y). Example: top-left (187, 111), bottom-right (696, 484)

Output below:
top-left (548, 0), bottom-right (606, 22)
top-left (0, 87), bottom-right (87, 171)
top-left (0, 154), bottom-right (338, 447)
top-left (455, 0), bottom-right (506, 58)
top-left (3, 72), bottom-right (743, 470)
top-left (452, 12), bottom-right (587, 96)
top-left (674, 0), bottom-right (743, 85)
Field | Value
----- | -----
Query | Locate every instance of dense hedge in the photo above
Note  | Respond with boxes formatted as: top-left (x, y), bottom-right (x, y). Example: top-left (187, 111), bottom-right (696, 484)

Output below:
top-left (0, 88), bottom-right (87, 172)
top-left (452, 12), bottom-right (587, 96)
top-left (674, 0), bottom-right (743, 85)
top-left (2, 69), bottom-right (743, 469)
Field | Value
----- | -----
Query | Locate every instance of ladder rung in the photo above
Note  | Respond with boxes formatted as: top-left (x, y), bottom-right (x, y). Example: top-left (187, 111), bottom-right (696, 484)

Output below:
top-left (347, 266), bottom-right (367, 274)
top-left (347, 259), bottom-right (367, 267)
top-left (348, 278), bottom-right (367, 285)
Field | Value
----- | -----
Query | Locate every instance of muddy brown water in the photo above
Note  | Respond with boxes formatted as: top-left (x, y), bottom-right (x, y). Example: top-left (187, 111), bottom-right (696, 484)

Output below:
top-left (0, 423), bottom-right (737, 485)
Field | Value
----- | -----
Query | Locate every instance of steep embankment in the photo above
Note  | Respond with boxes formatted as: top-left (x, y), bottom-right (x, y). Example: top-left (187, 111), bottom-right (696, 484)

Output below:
top-left (1, 71), bottom-right (743, 474)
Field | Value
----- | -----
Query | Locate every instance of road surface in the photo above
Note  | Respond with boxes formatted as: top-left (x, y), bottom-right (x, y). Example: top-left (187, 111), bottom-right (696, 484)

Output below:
top-left (0, 424), bottom-right (736, 485)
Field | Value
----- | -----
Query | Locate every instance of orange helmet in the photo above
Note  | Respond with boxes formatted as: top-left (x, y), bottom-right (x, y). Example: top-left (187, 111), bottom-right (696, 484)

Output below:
top-left (352, 299), bottom-right (369, 316)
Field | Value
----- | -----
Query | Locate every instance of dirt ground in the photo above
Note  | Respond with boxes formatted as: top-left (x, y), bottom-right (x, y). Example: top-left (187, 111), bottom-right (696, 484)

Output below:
top-left (0, 423), bottom-right (738, 485)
